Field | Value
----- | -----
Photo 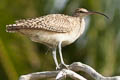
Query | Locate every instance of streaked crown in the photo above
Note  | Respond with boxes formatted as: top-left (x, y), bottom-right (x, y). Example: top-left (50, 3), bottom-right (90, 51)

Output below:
top-left (75, 8), bottom-right (88, 13)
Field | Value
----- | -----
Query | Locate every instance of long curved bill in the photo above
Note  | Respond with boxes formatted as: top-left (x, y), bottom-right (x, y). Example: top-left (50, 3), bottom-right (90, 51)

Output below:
top-left (87, 11), bottom-right (109, 19)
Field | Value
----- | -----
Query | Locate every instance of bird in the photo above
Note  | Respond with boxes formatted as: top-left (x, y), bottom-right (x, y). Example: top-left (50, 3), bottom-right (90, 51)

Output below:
top-left (6, 8), bottom-right (108, 69)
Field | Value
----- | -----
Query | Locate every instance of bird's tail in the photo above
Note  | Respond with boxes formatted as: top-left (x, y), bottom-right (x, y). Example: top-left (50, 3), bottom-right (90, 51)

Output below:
top-left (6, 24), bottom-right (20, 32)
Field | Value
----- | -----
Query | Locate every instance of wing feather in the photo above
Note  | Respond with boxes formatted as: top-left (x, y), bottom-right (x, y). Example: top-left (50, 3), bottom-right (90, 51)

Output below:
top-left (14, 14), bottom-right (73, 33)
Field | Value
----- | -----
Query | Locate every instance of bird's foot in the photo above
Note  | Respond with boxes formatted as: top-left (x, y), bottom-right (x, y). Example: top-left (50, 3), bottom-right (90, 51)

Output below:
top-left (58, 63), bottom-right (69, 70)
top-left (56, 63), bottom-right (69, 70)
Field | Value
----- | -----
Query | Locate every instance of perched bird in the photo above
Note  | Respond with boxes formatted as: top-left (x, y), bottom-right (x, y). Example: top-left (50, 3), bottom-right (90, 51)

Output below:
top-left (6, 8), bottom-right (108, 69)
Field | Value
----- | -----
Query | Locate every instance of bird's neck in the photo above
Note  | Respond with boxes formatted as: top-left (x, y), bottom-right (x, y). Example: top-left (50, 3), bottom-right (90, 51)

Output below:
top-left (72, 18), bottom-right (85, 42)
top-left (72, 13), bottom-right (79, 17)
top-left (72, 13), bottom-right (84, 20)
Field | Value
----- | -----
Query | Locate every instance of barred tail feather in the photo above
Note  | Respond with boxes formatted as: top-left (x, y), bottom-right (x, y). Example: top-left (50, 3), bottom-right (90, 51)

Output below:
top-left (6, 24), bottom-right (20, 32)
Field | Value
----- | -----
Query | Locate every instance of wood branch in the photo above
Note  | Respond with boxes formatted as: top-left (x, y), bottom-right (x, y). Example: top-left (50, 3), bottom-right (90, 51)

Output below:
top-left (19, 62), bottom-right (120, 80)
top-left (19, 71), bottom-right (58, 80)
top-left (19, 69), bottom-right (87, 80)
top-left (69, 62), bottom-right (120, 80)
top-left (56, 69), bottom-right (87, 80)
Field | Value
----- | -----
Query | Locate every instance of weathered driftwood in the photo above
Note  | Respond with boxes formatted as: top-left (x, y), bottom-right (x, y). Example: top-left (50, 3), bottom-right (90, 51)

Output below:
top-left (19, 62), bottom-right (120, 80)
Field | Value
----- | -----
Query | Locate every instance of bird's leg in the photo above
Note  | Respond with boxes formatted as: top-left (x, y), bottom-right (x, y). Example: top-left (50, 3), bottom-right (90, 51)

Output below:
top-left (58, 41), bottom-right (68, 69)
top-left (52, 48), bottom-right (60, 70)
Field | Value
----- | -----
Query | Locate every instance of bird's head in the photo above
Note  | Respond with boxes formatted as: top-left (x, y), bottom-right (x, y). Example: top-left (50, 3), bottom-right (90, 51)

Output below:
top-left (74, 8), bottom-right (109, 19)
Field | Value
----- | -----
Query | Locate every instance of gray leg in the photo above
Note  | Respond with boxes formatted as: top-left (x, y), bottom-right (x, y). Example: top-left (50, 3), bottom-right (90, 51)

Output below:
top-left (58, 41), bottom-right (65, 65)
top-left (58, 41), bottom-right (68, 69)
top-left (52, 48), bottom-right (59, 69)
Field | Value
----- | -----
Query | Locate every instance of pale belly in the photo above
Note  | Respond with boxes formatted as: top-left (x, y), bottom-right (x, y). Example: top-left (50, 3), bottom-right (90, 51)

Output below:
top-left (19, 29), bottom-right (81, 48)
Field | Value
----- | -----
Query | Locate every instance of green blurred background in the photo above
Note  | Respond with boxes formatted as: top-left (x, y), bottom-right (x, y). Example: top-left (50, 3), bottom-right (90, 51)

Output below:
top-left (0, 0), bottom-right (120, 80)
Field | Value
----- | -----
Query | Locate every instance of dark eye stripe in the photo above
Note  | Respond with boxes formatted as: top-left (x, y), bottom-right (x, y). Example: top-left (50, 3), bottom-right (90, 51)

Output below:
top-left (79, 11), bottom-right (85, 13)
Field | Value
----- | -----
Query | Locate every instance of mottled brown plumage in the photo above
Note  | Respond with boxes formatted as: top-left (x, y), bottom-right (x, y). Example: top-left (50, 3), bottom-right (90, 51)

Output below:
top-left (7, 14), bottom-right (77, 33)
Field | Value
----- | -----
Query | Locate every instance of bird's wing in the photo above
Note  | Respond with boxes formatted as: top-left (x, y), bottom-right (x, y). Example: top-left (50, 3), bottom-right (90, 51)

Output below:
top-left (12, 14), bottom-right (73, 33)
